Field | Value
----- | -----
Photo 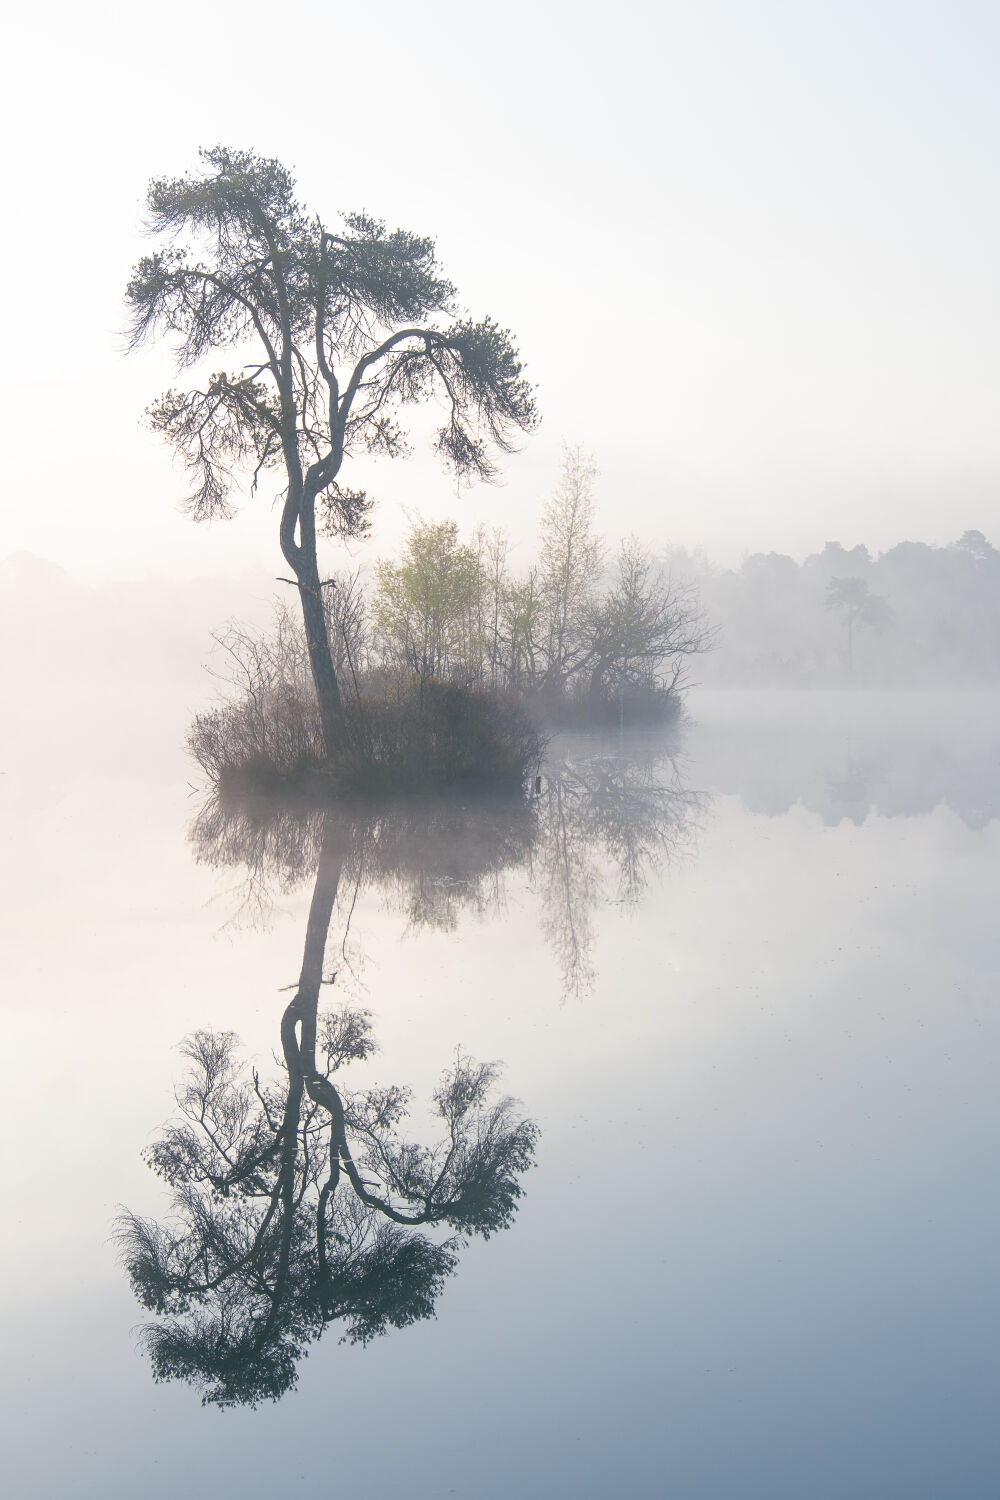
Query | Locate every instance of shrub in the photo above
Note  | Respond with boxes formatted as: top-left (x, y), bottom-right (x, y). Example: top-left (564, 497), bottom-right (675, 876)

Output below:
top-left (187, 675), bottom-right (544, 799)
top-left (338, 679), bottom-right (543, 794)
top-left (187, 683), bottom-right (325, 796)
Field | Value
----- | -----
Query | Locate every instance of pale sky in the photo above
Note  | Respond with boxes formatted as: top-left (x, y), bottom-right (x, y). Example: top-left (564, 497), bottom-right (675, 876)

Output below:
top-left (3, 0), bottom-right (999, 579)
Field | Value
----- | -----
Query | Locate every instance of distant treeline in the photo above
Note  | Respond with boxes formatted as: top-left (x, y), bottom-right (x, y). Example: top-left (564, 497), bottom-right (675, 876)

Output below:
top-left (668, 531), bottom-right (1000, 686)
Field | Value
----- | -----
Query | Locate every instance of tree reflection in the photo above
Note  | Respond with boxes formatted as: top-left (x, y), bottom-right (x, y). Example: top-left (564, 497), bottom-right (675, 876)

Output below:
top-left (191, 736), bottom-right (703, 999)
top-left (116, 814), bottom-right (537, 1407)
top-left (192, 793), bottom-right (537, 935)
top-left (531, 744), bottom-right (702, 995)
top-left (119, 742), bottom-right (700, 1404)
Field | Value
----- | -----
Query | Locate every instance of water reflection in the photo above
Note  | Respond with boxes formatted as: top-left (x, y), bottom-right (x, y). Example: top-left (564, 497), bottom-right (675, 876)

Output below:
top-left (691, 694), bottom-right (1000, 828)
top-left (118, 738), bottom-right (699, 1407)
top-left (191, 736), bottom-right (703, 1000)
top-left (117, 813), bottom-right (538, 1408)
top-left (533, 746), bottom-right (702, 995)
top-left (192, 792), bottom-right (537, 936)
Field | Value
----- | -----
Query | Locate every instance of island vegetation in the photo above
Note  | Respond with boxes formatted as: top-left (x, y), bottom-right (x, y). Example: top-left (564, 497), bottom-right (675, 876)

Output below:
top-left (188, 450), bottom-right (711, 796)
top-left (128, 150), bottom-right (709, 797)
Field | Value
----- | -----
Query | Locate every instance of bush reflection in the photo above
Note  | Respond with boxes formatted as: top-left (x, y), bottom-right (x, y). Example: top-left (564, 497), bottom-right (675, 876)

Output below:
top-left (118, 739), bottom-right (700, 1407)
top-left (191, 737), bottom-right (703, 998)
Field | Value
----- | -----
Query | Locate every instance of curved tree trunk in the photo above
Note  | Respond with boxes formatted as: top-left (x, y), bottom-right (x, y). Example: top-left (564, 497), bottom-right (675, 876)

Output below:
top-left (283, 811), bottom-right (345, 1073)
top-left (297, 569), bottom-right (344, 751)
top-left (588, 657), bottom-right (611, 708)
top-left (281, 477), bottom-right (344, 756)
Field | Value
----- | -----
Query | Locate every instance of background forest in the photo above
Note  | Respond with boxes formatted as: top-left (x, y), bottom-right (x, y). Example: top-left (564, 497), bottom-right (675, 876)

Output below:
top-left (673, 529), bottom-right (1000, 687)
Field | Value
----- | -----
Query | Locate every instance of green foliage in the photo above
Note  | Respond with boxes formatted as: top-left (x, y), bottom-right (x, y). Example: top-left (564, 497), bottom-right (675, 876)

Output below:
top-left (364, 452), bottom-right (711, 723)
top-left (373, 518), bottom-right (483, 679)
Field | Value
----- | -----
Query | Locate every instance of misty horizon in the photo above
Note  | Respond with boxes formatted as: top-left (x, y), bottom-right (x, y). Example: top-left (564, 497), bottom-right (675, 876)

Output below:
top-left (5, 3), bottom-right (1000, 1494)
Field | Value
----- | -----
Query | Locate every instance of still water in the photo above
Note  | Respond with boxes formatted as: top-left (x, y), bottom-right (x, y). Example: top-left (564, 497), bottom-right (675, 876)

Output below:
top-left (2, 689), bottom-right (998, 1497)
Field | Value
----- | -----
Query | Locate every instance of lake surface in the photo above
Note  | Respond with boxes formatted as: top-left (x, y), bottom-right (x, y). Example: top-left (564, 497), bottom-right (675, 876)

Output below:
top-left (2, 689), bottom-right (998, 1498)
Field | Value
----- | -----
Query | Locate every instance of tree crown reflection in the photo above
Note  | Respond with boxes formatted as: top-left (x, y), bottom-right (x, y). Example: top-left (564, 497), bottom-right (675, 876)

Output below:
top-left (117, 736), bottom-right (699, 1407)
top-left (117, 812), bottom-right (537, 1408)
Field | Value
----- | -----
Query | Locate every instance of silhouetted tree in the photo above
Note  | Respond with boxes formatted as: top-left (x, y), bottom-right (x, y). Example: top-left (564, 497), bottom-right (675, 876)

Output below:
top-left (586, 538), bottom-right (712, 726)
top-left (126, 147), bottom-right (537, 751)
top-left (954, 529), bottom-right (995, 563)
top-left (825, 576), bottom-right (892, 674)
top-left (116, 814), bottom-right (537, 1406)
top-left (535, 447), bottom-right (603, 698)
top-left (692, 532), bottom-right (1000, 687)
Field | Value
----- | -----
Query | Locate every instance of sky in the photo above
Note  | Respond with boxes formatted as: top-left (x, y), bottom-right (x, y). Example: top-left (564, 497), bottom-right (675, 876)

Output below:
top-left (3, 0), bottom-right (999, 581)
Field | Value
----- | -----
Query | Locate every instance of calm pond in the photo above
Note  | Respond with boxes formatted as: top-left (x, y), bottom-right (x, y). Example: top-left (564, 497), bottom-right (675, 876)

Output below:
top-left (2, 689), bottom-right (998, 1498)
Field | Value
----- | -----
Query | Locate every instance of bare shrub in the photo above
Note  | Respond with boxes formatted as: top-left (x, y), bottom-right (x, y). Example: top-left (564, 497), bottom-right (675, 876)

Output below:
top-left (336, 679), bottom-right (544, 795)
top-left (188, 663), bottom-right (544, 799)
top-left (187, 685), bottom-right (325, 795)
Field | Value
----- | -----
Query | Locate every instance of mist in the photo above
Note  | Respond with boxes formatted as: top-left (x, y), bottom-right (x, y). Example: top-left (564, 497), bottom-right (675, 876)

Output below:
top-left (5, 2), bottom-right (1000, 1496)
top-left (671, 529), bottom-right (1000, 687)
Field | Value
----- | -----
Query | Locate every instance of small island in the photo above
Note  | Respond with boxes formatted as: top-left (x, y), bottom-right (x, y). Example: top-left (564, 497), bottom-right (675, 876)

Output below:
top-left (128, 149), bottom-right (710, 801)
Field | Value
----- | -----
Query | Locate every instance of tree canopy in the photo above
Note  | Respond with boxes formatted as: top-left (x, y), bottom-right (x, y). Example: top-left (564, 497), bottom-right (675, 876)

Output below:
top-left (824, 576), bottom-right (893, 673)
top-left (126, 147), bottom-right (538, 743)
